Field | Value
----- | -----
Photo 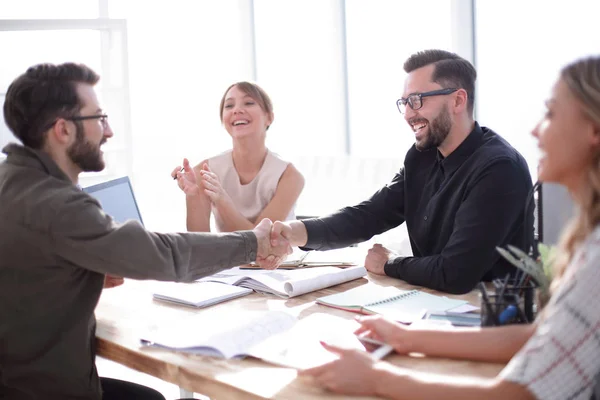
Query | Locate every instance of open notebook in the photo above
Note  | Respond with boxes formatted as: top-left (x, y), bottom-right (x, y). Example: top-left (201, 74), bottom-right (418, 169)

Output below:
top-left (152, 281), bottom-right (252, 308)
top-left (316, 284), bottom-right (468, 323)
top-left (140, 311), bottom-right (392, 368)
top-left (198, 266), bottom-right (367, 298)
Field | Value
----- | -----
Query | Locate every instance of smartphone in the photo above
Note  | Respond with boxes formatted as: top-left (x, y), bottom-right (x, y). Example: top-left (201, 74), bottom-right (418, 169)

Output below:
top-left (423, 311), bottom-right (481, 327)
top-left (356, 334), bottom-right (394, 359)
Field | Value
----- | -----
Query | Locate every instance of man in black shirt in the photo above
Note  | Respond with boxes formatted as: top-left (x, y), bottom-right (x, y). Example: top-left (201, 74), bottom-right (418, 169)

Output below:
top-left (273, 49), bottom-right (533, 294)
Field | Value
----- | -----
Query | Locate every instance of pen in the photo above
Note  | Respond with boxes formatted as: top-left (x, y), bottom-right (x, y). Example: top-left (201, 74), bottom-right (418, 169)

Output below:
top-left (497, 273), bottom-right (511, 302)
top-left (478, 282), bottom-right (498, 326)
top-left (173, 167), bottom-right (185, 180)
top-left (498, 304), bottom-right (518, 324)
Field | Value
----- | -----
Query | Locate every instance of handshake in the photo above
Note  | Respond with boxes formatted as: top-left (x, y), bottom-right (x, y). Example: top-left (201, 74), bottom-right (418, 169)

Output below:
top-left (252, 219), bottom-right (298, 270)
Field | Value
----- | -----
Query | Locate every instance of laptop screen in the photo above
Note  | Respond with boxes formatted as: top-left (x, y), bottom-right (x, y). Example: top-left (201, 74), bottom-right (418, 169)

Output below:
top-left (83, 176), bottom-right (144, 227)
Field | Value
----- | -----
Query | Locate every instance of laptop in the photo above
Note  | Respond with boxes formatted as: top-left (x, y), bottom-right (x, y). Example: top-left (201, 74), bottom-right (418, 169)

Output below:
top-left (83, 176), bottom-right (144, 226)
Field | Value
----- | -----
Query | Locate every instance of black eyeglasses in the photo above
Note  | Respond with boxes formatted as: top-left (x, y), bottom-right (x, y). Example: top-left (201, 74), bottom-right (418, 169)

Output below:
top-left (43, 114), bottom-right (109, 132)
top-left (396, 88), bottom-right (458, 114)
top-left (68, 114), bottom-right (109, 128)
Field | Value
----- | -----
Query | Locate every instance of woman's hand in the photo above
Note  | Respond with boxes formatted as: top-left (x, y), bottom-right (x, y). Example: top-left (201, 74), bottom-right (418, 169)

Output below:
top-left (354, 315), bottom-right (415, 354)
top-left (300, 342), bottom-right (382, 396)
top-left (200, 163), bottom-right (233, 206)
top-left (171, 158), bottom-right (201, 196)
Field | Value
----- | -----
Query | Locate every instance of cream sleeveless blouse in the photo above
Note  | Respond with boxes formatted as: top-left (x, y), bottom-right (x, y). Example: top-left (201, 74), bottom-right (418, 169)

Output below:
top-left (207, 149), bottom-right (296, 231)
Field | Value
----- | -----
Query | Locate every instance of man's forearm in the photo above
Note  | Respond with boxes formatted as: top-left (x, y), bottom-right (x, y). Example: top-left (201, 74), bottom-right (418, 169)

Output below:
top-left (385, 255), bottom-right (483, 295)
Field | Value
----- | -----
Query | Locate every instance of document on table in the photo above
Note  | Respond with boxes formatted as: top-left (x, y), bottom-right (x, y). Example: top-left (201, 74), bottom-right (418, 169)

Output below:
top-left (197, 266), bottom-right (367, 298)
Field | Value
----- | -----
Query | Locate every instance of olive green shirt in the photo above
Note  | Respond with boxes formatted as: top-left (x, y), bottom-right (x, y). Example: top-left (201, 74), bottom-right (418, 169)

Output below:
top-left (0, 143), bottom-right (258, 399)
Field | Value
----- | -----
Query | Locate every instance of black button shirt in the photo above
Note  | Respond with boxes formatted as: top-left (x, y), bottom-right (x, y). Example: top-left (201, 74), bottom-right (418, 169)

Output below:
top-left (302, 123), bottom-right (533, 294)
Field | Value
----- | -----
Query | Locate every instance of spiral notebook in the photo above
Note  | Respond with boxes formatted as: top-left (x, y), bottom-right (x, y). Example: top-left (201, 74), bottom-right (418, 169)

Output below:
top-left (316, 284), bottom-right (468, 324)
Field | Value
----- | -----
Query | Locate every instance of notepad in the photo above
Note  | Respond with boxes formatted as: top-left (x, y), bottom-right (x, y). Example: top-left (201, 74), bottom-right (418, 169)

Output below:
top-left (316, 284), bottom-right (468, 323)
top-left (152, 281), bottom-right (252, 308)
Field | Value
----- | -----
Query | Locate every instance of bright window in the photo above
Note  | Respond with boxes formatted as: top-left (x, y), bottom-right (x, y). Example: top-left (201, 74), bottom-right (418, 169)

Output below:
top-left (345, 0), bottom-right (454, 158)
top-left (475, 0), bottom-right (600, 181)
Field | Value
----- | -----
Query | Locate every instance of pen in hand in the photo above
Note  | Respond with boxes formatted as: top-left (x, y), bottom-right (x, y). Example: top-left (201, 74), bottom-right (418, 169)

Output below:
top-left (173, 167), bottom-right (185, 180)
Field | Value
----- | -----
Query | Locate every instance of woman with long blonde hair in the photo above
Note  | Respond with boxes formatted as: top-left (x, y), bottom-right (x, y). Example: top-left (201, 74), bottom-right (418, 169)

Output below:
top-left (302, 56), bottom-right (600, 400)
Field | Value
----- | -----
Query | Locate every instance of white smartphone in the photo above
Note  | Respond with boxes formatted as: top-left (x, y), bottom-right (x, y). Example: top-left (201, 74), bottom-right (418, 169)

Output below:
top-left (423, 311), bottom-right (481, 327)
top-left (356, 334), bottom-right (394, 359)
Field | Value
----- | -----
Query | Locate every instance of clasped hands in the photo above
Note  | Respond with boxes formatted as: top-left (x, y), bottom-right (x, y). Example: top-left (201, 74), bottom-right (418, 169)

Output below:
top-left (172, 158), bottom-right (231, 206)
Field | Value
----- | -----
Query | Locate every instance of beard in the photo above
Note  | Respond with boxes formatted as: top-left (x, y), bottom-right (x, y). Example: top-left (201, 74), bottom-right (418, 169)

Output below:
top-left (67, 122), bottom-right (106, 172)
top-left (414, 105), bottom-right (452, 152)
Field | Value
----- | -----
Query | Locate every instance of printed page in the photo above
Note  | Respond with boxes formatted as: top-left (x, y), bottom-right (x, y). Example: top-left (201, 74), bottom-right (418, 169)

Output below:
top-left (249, 313), bottom-right (388, 369)
top-left (140, 311), bottom-right (297, 359)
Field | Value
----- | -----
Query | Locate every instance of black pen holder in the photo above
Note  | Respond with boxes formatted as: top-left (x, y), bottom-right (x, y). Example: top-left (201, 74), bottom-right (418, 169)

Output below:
top-left (479, 281), bottom-right (535, 327)
top-left (496, 278), bottom-right (537, 322)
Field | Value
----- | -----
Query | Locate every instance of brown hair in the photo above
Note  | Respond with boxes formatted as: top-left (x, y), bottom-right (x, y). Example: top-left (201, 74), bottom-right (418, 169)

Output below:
top-left (3, 62), bottom-right (100, 149)
top-left (219, 81), bottom-right (274, 128)
top-left (404, 49), bottom-right (477, 114)
top-left (551, 56), bottom-right (600, 292)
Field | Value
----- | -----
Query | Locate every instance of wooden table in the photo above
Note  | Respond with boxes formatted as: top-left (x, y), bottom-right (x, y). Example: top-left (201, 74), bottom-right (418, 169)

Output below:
top-left (95, 273), bottom-right (505, 400)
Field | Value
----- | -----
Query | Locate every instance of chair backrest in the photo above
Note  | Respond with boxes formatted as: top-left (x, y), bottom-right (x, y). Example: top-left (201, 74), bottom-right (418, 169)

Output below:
top-left (538, 182), bottom-right (574, 246)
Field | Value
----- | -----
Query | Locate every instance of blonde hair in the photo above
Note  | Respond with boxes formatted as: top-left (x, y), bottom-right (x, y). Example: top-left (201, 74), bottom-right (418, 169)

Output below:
top-left (551, 56), bottom-right (600, 292)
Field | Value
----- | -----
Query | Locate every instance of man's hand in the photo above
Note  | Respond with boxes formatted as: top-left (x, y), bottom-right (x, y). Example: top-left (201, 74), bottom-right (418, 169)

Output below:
top-left (253, 218), bottom-right (292, 269)
top-left (271, 220), bottom-right (293, 247)
top-left (271, 220), bottom-right (308, 246)
top-left (103, 275), bottom-right (124, 289)
top-left (364, 243), bottom-right (395, 275)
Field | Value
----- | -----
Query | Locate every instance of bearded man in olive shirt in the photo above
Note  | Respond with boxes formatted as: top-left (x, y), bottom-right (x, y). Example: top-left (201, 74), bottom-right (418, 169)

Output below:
top-left (0, 63), bottom-right (290, 399)
top-left (272, 49), bottom-right (533, 294)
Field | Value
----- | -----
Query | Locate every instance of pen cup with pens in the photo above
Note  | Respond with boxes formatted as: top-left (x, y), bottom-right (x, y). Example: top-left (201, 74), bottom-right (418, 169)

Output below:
top-left (478, 274), bottom-right (536, 327)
